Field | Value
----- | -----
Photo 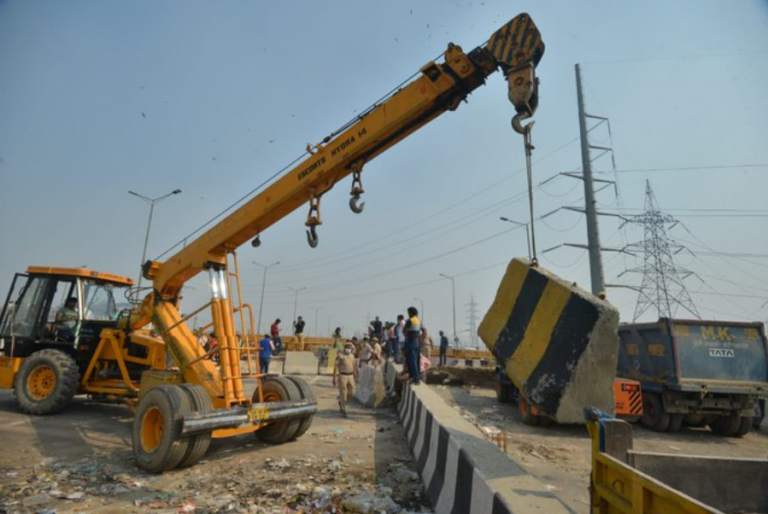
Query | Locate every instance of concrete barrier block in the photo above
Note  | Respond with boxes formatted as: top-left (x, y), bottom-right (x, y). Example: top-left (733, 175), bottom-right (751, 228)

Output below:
top-left (281, 351), bottom-right (319, 375)
top-left (399, 384), bottom-right (574, 513)
top-left (354, 364), bottom-right (387, 408)
top-left (478, 258), bottom-right (620, 423)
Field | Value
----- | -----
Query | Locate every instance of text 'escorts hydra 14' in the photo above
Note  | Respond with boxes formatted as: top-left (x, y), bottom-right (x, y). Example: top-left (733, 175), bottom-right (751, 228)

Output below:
top-left (0, 13), bottom-right (545, 472)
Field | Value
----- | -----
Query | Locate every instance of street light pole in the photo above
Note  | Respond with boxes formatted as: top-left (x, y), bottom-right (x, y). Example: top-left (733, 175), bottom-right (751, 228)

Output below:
top-left (252, 260), bottom-right (280, 334)
top-left (326, 315), bottom-right (334, 336)
top-left (500, 217), bottom-right (531, 261)
top-left (439, 273), bottom-right (457, 345)
top-left (288, 286), bottom-right (306, 326)
top-left (128, 189), bottom-right (182, 292)
top-left (313, 306), bottom-right (324, 337)
top-left (414, 298), bottom-right (425, 323)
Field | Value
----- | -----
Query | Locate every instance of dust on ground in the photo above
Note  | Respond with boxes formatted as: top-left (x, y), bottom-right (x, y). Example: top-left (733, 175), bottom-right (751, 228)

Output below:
top-left (0, 374), bottom-right (431, 513)
top-left (433, 384), bottom-right (768, 512)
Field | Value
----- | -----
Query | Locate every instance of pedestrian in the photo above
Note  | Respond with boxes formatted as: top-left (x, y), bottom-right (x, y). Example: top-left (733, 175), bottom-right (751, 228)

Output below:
top-left (372, 336), bottom-right (383, 365)
top-left (420, 326), bottom-right (433, 358)
top-left (332, 327), bottom-right (343, 350)
top-left (393, 314), bottom-right (405, 364)
top-left (404, 307), bottom-right (422, 384)
top-left (372, 316), bottom-right (383, 341)
top-left (358, 337), bottom-right (373, 367)
top-left (197, 331), bottom-right (210, 352)
top-left (294, 315), bottom-right (306, 352)
top-left (439, 330), bottom-right (450, 366)
top-left (258, 334), bottom-right (274, 374)
top-left (208, 332), bottom-right (219, 363)
top-left (333, 341), bottom-right (358, 417)
top-left (270, 319), bottom-right (282, 355)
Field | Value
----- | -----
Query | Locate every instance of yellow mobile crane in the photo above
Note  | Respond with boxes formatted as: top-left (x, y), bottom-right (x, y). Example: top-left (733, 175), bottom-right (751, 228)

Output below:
top-left (0, 13), bottom-right (544, 472)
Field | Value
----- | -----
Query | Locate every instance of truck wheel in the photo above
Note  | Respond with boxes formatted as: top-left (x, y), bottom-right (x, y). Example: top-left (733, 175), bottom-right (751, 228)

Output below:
top-left (176, 384), bottom-right (212, 468)
top-left (641, 393), bottom-right (670, 432)
top-left (753, 400), bottom-right (764, 431)
top-left (709, 413), bottom-right (741, 437)
top-left (132, 385), bottom-right (191, 473)
top-left (255, 377), bottom-right (301, 444)
top-left (284, 376), bottom-right (315, 439)
top-left (13, 349), bottom-right (79, 415)
top-left (667, 414), bottom-right (683, 433)
top-left (733, 417), bottom-right (753, 438)
top-left (518, 394), bottom-right (540, 426)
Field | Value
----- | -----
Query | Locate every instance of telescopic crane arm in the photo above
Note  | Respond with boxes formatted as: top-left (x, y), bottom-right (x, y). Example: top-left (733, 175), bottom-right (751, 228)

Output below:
top-left (137, 13), bottom-right (544, 408)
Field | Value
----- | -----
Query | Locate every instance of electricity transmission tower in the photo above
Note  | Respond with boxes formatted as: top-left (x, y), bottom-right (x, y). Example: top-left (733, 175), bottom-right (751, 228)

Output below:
top-left (466, 295), bottom-right (480, 349)
top-left (621, 181), bottom-right (701, 321)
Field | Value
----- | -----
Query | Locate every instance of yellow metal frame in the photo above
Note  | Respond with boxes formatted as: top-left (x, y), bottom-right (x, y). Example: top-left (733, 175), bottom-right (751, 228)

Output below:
top-left (587, 416), bottom-right (720, 514)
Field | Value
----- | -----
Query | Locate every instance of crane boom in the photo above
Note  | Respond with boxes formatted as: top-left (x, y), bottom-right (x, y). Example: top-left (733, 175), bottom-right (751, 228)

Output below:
top-left (137, 13), bottom-right (544, 408)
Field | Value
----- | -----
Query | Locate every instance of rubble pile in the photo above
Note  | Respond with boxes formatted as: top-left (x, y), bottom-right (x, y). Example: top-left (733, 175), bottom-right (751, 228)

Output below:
top-left (0, 434), bottom-right (431, 513)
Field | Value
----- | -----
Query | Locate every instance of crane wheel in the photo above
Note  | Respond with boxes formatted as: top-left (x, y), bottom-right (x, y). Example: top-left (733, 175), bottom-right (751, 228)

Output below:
top-left (132, 385), bottom-right (192, 473)
top-left (641, 393), bottom-right (670, 432)
top-left (13, 349), bottom-right (79, 415)
top-left (284, 376), bottom-right (315, 439)
top-left (254, 377), bottom-right (301, 444)
top-left (176, 384), bottom-right (213, 468)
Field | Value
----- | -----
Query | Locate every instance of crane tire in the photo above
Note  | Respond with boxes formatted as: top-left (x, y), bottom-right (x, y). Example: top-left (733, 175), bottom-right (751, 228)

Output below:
top-left (132, 385), bottom-right (191, 473)
top-left (255, 377), bottom-right (302, 444)
top-left (176, 384), bottom-right (213, 468)
top-left (13, 349), bottom-right (79, 415)
top-left (284, 376), bottom-right (315, 439)
top-left (641, 393), bottom-right (670, 432)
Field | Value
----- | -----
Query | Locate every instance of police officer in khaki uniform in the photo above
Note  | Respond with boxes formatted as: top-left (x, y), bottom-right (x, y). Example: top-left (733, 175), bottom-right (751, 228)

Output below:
top-left (333, 341), bottom-right (357, 417)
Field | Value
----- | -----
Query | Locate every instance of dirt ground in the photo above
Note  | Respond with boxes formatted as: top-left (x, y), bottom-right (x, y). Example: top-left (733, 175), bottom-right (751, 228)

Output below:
top-left (0, 374), bottom-right (431, 514)
top-left (433, 384), bottom-right (768, 513)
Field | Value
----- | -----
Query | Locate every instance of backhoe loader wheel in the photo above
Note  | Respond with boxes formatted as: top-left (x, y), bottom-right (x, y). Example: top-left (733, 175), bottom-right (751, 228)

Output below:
top-left (284, 376), bottom-right (315, 439)
top-left (132, 385), bottom-right (191, 473)
top-left (255, 377), bottom-right (301, 444)
top-left (641, 393), bottom-right (670, 432)
top-left (13, 349), bottom-right (79, 415)
top-left (176, 384), bottom-right (213, 468)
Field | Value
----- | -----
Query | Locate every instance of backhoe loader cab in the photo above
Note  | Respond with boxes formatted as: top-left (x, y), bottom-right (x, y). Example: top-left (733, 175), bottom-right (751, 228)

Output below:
top-left (0, 267), bottom-right (143, 414)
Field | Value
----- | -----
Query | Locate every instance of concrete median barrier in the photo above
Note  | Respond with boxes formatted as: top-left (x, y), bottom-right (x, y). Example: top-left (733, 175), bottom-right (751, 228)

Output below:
top-left (281, 351), bottom-right (319, 375)
top-left (479, 258), bottom-right (619, 423)
top-left (399, 383), bottom-right (574, 513)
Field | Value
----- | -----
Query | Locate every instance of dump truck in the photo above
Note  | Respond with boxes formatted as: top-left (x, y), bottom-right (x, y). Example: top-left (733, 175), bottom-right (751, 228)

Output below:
top-left (616, 318), bottom-right (768, 436)
top-left (586, 408), bottom-right (768, 514)
top-left (0, 13), bottom-right (546, 472)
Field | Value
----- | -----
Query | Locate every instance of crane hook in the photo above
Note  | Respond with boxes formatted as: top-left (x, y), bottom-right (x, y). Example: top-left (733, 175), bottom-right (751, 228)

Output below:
top-left (511, 112), bottom-right (535, 135)
top-left (306, 225), bottom-right (319, 248)
top-left (349, 195), bottom-right (365, 214)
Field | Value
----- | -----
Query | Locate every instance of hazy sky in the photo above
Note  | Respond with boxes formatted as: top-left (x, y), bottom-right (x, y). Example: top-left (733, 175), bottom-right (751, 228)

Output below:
top-left (1, 1), bottom-right (767, 343)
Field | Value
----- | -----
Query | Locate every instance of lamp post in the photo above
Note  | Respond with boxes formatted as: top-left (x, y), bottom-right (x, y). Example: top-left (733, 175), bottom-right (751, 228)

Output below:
top-left (500, 217), bottom-right (531, 260)
top-left (439, 273), bottom-right (457, 345)
top-left (326, 315), bottom-right (334, 336)
top-left (288, 286), bottom-right (306, 326)
top-left (128, 189), bottom-right (182, 291)
top-left (414, 298), bottom-right (425, 322)
top-left (313, 306), bottom-right (324, 337)
top-left (252, 260), bottom-right (280, 334)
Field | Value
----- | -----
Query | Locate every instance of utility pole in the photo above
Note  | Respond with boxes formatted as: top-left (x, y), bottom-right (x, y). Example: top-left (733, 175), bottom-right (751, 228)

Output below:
top-left (313, 306), bottom-right (323, 337)
top-left (253, 260), bottom-right (280, 334)
top-left (414, 298), bottom-right (425, 322)
top-left (576, 64), bottom-right (606, 296)
top-left (288, 286), bottom-right (306, 325)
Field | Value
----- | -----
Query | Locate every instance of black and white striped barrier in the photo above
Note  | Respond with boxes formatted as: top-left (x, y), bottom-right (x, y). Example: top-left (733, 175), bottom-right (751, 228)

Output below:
top-left (399, 384), bottom-right (575, 513)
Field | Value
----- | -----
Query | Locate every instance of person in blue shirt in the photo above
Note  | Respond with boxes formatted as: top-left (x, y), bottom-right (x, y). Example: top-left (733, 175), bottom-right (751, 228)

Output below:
top-left (259, 334), bottom-right (275, 374)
